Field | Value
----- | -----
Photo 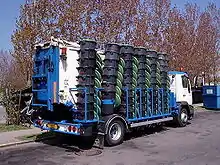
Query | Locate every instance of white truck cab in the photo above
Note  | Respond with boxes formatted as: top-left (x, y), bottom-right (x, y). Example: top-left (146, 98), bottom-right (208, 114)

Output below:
top-left (169, 71), bottom-right (194, 119)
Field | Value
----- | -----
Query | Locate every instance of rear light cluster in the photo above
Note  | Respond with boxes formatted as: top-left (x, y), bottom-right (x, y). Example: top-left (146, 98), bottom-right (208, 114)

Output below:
top-left (35, 120), bottom-right (43, 126)
top-left (67, 126), bottom-right (84, 135)
top-left (61, 47), bottom-right (67, 55)
top-left (68, 126), bottom-right (78, 133)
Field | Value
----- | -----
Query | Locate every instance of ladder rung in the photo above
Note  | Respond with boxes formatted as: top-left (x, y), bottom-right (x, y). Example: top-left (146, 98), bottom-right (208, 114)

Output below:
top-left (32, 104), bottom-right (47, 107)
top-left (32, 89), bottom-right (47, 92)
top-left (32, 75), bottom-right (47, 78)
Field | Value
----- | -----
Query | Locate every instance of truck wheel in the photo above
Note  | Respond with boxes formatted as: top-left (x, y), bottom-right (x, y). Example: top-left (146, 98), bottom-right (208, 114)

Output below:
top-left (105, 120), bottom-right (125, 146)
top-left (175, 107), bottom-right (188, 127)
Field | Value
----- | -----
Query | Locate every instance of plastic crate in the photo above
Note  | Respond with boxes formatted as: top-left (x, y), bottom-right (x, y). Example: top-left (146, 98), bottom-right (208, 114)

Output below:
top-left (203, 85), bottom-right (220, 109)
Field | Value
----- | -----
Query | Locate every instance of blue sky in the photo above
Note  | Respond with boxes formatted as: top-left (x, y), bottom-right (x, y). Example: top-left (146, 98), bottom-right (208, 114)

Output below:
top-left (171, 0), bottom-right (219, 9)
top-left (0, 0), bottom-right (25, 51)
top-left (0, 0), bottom-right (219, 51)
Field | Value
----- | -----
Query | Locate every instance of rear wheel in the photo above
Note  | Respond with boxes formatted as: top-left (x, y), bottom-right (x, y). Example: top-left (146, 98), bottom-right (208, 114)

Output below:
top-left (105, 120), bottom-right (125, 146)
top-left (175, 107), bottom-right (188, 127)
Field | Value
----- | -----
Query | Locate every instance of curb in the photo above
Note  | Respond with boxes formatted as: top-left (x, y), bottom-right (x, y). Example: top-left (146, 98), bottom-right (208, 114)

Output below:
top-left (0, 139), bottom-right (35, 148)
top-left (0, 136), bottom-right (55, 149)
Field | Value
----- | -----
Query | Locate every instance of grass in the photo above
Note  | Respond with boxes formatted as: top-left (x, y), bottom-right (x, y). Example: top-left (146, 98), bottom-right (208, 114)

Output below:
top-left (0, 124), bottom-right (29, 133)
top-left (16, 131), bottom-right (56, 141)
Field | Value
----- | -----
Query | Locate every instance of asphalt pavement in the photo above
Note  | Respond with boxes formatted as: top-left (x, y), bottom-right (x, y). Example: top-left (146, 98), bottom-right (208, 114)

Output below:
top-left (1, 110), bottom-right (220, 165)
top-left (0, 106), bottom-right (6, 123)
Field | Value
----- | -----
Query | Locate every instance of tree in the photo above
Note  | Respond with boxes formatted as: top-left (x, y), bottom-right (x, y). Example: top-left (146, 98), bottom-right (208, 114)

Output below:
top-left (9, 0), bottom-right (220, 91)
top-left (0, 50), bottom-right (25, 124)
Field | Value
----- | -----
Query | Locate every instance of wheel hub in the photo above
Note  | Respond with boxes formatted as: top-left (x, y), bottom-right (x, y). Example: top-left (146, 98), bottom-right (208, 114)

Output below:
top-left (109, 123), bottom-right (122, 141)
top-left (181, 112), bottom-right (188, 123)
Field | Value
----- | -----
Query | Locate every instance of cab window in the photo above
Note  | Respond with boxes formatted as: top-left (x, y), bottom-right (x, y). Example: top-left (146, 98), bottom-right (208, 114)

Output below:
top-left (182, 76), bottom-right (188, 88)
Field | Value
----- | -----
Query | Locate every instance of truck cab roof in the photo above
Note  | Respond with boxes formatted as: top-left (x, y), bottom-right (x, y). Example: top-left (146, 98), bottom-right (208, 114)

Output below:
top-left (168, 71), bottom-right (187, 75)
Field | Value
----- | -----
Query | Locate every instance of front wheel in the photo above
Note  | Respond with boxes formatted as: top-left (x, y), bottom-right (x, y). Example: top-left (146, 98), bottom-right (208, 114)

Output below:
top-left (175, 107), bottom-right (188, 127)
top-left (105, 120), bottom-right (125, 146)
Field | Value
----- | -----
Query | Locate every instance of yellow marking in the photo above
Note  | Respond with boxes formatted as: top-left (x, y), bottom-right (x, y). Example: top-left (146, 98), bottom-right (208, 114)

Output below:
top-left (53, 82), bottom-right (57, 103)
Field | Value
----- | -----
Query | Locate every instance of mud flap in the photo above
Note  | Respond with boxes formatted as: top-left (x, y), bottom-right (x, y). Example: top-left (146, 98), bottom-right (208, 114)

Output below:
top-left (93, 132), bottom-right (104, 149)
top-left (93, 122), bottom-right (105, 149)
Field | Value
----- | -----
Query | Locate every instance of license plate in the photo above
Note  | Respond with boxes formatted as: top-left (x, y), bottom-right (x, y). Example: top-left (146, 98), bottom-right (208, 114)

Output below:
top-left (47, 123), bottom-right (59, 130)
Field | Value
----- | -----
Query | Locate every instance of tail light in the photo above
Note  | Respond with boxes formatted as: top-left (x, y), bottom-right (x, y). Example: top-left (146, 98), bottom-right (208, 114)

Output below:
top-left (61, 47), bottom-right (67, 55)
top-left (68, 126), bottom-right (78, 133)
top-left (36, 120), bottom-right (43, 126)
top-left (79, 128), bottom-right (84, 135)
top-left (60, 47), bottom-right (67, 60)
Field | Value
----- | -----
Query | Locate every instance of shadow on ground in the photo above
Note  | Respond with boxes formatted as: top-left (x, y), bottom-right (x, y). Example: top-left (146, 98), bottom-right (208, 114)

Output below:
top-left (35, 123), bottom-right (175, 156)
top-left (35, 132), bottom-right (103, 156)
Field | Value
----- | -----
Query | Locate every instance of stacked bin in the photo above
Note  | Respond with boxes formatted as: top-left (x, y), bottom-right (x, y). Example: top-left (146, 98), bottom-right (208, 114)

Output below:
top-left (158, 53), bottom-right (170, 113)
top-left (102, 43), bottom-right (121, 116)
top-left (74, 39), bottom-right (171, 120)
top-left (119, 45), bottom-right (135, 117)
top-left (156, 61), bottom-right (162, 89)
top-left (94, 52), bottom-right (103, 119)
top-left (165, 53), bottom-right (170, 113)
top-left (134, 47), bottom-right (147, 117)
top-left (131, 53), bottom-right (139, 118)
top-left (76, 39), bottom-right (97, 120)
top-left (116, 56), bottom-right (125, 107)
top-left (156, 58), bottom-right (162, 115)
top-left (146, 50), bottom-right (159, 115)
top-left (145, 51), bottom-right (152, 117)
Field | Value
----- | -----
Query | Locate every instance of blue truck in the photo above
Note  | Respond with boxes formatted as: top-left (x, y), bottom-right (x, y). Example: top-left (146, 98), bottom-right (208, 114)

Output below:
top-left (32, 37), bottom-right (194, 148)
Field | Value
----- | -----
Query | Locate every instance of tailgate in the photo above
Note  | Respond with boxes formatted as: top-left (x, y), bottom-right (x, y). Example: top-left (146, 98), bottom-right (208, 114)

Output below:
top-left (32, 45), bottom-right (59, 111)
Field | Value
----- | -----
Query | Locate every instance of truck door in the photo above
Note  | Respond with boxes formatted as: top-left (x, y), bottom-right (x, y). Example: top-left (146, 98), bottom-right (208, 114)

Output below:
top-left (32, 45), bottom-right (59, 111)
top-left (181, 75), bottom-right (192, 105)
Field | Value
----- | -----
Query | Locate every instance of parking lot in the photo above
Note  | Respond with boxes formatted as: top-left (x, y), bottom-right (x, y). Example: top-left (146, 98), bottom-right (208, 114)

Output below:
top-left (0, 109), bottom-right (220, 165)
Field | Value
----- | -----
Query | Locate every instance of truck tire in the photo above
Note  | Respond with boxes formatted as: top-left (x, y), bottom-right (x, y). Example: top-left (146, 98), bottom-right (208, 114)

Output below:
top-left (105, 120), bottom-right (125, 146)
top-left (188, 105), bottom-right (195, 120)
top-left (175, 107), bottom-right (188, 127)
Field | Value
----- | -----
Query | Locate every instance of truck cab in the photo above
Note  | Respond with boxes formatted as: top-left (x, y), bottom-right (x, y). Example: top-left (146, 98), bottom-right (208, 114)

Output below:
top-left (169, 71), bottom-right (194, 119)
